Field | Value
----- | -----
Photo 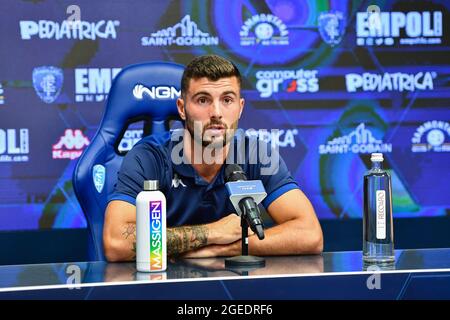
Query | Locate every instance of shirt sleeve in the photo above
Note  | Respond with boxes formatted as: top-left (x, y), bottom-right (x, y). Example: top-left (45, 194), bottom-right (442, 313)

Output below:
top-left (107, 143), bottom-right (161, 206)
top-left (251, 139), bottom-right (299, 209)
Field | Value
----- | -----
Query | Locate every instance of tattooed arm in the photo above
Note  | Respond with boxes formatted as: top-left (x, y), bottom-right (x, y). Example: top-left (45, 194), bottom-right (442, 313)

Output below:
top-left (167, 225), bottom-right (209, 257)
top-left (166, 214), bottom-right (244, 257)
top-left (103, 200), bottom-right (242, 262)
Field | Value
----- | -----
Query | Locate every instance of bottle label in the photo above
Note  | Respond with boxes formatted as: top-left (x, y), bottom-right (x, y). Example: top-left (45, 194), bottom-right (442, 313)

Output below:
top-left (376, 190), bottom-right (386, 240)
top-left (149, 200), bottom-right (163, 270)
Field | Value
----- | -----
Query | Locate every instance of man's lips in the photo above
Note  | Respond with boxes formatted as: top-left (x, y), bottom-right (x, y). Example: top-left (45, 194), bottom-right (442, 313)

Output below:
top-left (205, 125), bottom-right (226, 136)
top-left (207, 125), bottom-right (225, 130)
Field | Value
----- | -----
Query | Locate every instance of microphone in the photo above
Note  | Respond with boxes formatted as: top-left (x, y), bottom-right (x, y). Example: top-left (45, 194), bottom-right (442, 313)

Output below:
top-left (225, 164), bottom-right (266, 240)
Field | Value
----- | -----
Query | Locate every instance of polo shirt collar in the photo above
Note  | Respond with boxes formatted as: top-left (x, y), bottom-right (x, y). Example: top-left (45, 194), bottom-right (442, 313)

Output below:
top-left (169, 134), bottom-right (225, 187)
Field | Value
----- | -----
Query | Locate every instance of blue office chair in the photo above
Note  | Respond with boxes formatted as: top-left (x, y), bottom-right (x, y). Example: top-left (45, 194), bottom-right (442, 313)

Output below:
top-left (73, 62), bottom-right (184, 261)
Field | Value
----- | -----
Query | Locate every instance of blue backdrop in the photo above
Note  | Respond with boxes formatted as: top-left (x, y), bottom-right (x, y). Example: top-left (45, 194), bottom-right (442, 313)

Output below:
top-left (0, 0), bottom-right (449, 231)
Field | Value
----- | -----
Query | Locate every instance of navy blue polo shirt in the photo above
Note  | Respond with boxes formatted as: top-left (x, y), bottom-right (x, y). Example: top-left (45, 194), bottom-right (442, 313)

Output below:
top-left (108, 130), bottom-right (299, 227)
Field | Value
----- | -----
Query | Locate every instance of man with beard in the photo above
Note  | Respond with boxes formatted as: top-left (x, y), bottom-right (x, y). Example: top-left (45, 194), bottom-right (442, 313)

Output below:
top-left (104, 55), bottom-right (323, 261)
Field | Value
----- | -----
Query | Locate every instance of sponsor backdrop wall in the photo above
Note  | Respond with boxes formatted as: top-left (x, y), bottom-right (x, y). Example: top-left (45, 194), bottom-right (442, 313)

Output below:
top-left (0, 0), bottom-right (449, 232)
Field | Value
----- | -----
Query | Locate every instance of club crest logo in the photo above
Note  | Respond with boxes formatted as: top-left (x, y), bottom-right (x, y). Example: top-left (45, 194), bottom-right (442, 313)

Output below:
top-left (411, 121), bottom-right (450, 153)
top-left (240, 14), bottom-right (289, 46)
top-left (32, 66), bottom-right (63, 103)
top-left (318, 11), bottom-right (346, 46)
top-left (93, 164), bottom-right (106, 193)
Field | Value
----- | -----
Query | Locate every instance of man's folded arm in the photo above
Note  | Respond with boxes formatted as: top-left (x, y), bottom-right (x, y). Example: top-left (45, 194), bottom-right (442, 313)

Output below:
top-left (182, 188), bottom-right (323, 258)
top-left (103, 200), bottom-right (242, 262)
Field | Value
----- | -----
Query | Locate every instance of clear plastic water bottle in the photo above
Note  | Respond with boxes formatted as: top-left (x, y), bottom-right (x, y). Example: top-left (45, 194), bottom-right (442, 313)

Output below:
top-left (136, 180), bottom-right (167, 272)
top-left (363, 153), bottom-right (395, 264)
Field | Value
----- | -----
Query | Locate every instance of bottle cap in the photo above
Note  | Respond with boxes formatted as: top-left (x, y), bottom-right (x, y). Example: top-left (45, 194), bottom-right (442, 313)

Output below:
top-left (370, 153), bottom-right (384, 162)
top-left (143, 180), bottom-right (159, 191)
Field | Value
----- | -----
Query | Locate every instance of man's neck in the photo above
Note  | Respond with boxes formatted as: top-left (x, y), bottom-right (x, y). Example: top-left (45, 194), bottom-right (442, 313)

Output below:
top-left (183, 132), bottom-right (230, 183)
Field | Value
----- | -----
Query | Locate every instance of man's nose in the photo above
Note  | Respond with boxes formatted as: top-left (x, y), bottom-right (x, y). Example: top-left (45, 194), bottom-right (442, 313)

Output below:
top-left (210, 100), bottom-right (223, 119)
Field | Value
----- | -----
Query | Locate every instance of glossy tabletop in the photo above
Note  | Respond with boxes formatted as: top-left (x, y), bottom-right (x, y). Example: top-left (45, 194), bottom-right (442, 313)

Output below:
top-left (0, 248), bottom-right (449, 292)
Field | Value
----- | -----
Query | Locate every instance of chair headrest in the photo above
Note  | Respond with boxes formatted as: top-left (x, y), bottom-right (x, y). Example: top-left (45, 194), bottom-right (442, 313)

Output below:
top-left (99, 61), bottom-right (185, 143)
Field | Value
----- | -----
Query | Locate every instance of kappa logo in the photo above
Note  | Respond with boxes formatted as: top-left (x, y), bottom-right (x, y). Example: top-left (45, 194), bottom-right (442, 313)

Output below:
top-left (52, 129), bottom-right (90, 160)
top-left (171, 173), bottom-right (186, 188)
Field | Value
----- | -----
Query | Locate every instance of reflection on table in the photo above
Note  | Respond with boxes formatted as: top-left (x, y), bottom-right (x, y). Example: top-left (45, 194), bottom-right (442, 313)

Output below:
top-left (0, 248), bottom-right (449, 290)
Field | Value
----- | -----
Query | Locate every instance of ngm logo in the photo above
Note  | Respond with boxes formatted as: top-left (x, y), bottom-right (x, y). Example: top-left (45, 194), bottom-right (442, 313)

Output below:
top-left (149, 200), bottom-right (163, 271)
top-left (75, 68), bottom-right (121, 102)
top-left (255, 69), bottom-right (319, 98)
top-left (20, 20), bottom-right (120, 40)
top-left (0, 129), bottom-right (29, 162)
top-left (133, 84), bottom-right (180, 100)
top-left (356, 11), bottom-right (442, 46)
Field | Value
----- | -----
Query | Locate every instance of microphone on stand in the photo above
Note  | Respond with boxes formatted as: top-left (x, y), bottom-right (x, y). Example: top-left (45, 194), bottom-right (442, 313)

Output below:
top-left (225, 164), bottom-right (266, 240)
top-left (224, 164), bottom-right (267, 268)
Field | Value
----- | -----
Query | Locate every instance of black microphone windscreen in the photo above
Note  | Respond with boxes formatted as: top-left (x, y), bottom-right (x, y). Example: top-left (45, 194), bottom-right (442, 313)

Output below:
top-left (225, 164), bottom-right (247, 182)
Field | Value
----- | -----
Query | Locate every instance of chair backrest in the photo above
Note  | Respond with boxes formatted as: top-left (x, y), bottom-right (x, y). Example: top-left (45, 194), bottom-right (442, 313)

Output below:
top-left (73, 61), bottom-right (184, 261)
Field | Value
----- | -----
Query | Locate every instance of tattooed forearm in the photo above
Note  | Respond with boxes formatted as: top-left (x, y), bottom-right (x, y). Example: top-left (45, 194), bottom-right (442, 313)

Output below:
top-left (182, 227), bottom-right (189, 252)
top-left (123, 223), bottom-right (209, 259)
top-left (167, 228), bottom-right (182, 257)
top-left (122, 223), bottom-right (136, 240)
top-left (122, 223), bottom-right (136, 260)
top-left (167, 225), bottom-right (209, 257)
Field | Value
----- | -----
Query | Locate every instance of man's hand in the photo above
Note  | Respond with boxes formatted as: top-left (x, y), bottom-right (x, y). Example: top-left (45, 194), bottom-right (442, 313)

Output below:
top-left (167, 214), bottom-right (243, 257)
top-left (181, 214), bottom-right (257, 258)
top-left (104, 200), bottom-right (252, 261)
top-left (207, 213), bottom-right (244, 245)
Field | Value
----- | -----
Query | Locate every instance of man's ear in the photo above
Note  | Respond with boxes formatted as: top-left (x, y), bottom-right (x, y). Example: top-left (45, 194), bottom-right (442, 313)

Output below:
top-left (177, 98), bottom-right (186, 121)
top-left (239, 98), bottom-right (245, 119)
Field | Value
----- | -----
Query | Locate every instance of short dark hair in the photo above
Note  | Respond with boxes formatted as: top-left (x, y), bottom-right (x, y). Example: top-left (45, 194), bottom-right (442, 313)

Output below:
top-left (181, 55), bottom-right (242, 95)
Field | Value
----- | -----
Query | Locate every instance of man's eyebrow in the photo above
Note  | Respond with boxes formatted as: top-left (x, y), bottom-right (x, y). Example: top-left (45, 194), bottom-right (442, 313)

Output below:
top-left (222, 90), bottom-right (238, 97)
top-left (191, 91), bottom-right (213, 99)
top-left (190, 90), bottom-right (239, 99)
